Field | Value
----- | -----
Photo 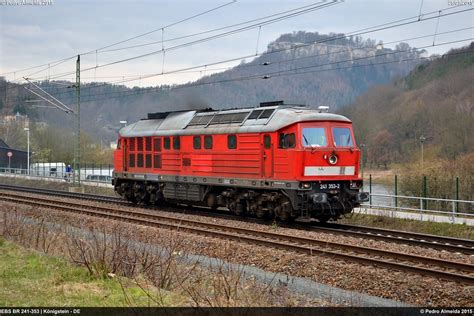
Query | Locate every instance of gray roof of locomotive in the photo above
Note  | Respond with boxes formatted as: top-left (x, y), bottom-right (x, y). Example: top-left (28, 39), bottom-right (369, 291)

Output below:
top-left (119, 105), bottom-right (351, 138)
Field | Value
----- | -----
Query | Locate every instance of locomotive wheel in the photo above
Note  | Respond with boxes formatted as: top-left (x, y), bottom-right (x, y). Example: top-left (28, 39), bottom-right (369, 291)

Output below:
top-left (140, 197), bottom-right (150, 206)
top-left (276, 208), bottom-right (289, 221)
top-left (317, 216), bottom-right (331, 223)
top-left (126, 195), bottom-right (138, 204)
top-left (235, 202), bottom-right (245, 216)
top-left (275, 200), bottom-right (293, 222)
top-left (206, 193), bottom-right (218, 210)
top-left (255, 210), bottom-right (266, 218)
top-left (229, 201), bottom-right (246, 216)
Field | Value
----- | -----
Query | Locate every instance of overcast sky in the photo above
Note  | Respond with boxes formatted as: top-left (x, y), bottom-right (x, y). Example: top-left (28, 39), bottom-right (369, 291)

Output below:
top-left (0, 0), bottom-right (473, 87)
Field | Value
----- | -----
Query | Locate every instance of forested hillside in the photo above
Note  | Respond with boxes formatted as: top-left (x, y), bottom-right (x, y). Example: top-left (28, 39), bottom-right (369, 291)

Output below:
top-left (342, 43), bottom-right (474, 168)
top-left (1, 31), bottom-right (424, 143)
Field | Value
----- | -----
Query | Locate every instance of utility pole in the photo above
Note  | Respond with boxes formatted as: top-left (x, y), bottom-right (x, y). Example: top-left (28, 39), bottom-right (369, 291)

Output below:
top-left (420, 135), bottom-right (426, 172)
top-left (75, 55), bottom-right (81, 187)
top-left (360, 143), bottom-right (365, 180)
top-left (24, 127), bottom-right (30, 174)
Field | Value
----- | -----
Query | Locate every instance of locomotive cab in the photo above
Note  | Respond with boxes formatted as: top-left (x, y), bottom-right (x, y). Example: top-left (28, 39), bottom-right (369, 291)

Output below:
top-left (276, 120), bottom-right (369, 221)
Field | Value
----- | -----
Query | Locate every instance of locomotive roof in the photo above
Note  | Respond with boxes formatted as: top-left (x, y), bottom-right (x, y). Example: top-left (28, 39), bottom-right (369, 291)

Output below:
top-left (119, 105), bottom-right (351, 138)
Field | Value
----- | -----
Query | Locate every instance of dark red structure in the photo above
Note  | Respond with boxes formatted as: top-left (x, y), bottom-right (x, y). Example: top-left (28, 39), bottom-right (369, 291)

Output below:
top-left (0, 139), bottom-right (29, 170)
top-left (113, 101), bottom-right (368, 222)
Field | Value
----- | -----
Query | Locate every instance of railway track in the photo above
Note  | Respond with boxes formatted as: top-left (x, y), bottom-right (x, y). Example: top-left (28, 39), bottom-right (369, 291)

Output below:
top-left (319, 222), bottom-right (474, 255)
top-left (1, 189), bottom-right (473, 284)
top-left (1, 183), bottom-right (473, 255)
top-left (0, 184), bottom-right (121, 203)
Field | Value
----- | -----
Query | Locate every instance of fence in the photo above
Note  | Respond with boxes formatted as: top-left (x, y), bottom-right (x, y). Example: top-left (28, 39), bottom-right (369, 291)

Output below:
top-left (1, 167), bottom-right (473, 222)
top-left (363, 173), bottom-right (473, 223)
top-left (361, 194), bottom-right (474, 223)
top-left (0, 163), bottom-right (113, 183)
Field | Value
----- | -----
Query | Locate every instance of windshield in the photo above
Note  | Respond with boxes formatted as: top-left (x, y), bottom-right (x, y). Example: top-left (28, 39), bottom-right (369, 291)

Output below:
top-left (333, 127), bottom-right (353, 147)
top-left (302, 127), bottom-right (327, 147)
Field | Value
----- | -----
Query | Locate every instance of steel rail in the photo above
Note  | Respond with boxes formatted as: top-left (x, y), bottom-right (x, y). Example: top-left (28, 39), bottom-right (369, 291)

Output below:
top-left (0, 184), bottom-right (121, 203)
top-left (1, 192), bottom-right (473, 284)
top-left (321, 223), bottom-right (474, 253)
top-left (0, 183), bottom-right (473, 254)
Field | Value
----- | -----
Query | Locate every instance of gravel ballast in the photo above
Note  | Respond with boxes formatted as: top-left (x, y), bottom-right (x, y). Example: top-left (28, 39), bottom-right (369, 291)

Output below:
top-left (0, 196), bottom-right (472, 307)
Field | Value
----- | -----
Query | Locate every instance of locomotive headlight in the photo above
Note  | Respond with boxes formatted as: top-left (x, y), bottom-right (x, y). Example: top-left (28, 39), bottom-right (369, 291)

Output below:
top-left (328, 154), bottom-right (338, 165)
top-left (299, 182), bottom-right (312, 189)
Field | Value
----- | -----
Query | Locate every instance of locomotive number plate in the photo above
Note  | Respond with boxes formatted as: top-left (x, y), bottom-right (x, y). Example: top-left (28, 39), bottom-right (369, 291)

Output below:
top-left (320, 183), bottom-right (340, 190)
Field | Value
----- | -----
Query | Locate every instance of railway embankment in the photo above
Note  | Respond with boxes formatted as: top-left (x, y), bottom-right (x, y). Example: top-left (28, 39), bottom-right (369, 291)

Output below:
top-left (0, 209), bottom-right (336, 307)
top-left (0, 189), bottom-right (472, 306)
top-left (0, 238), bottom-right (181, 306)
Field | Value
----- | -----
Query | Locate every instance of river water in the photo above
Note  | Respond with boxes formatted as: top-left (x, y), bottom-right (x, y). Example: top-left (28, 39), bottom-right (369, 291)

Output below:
top-left (363, 182), bottom-right (395, 207)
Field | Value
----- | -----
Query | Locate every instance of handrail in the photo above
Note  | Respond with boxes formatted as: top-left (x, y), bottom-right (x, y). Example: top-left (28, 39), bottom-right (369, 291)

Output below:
top-left (368, 193), bottom-right (474, 204)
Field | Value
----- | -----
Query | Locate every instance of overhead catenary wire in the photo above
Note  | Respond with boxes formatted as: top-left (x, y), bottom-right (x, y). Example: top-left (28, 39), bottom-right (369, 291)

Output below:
top-left (94, 0), bottom-right (238, 53)
top-left (34, 25), bottom-right (473, 90)
top-left (7, 20), bottom-right (471, 106)
top-left (23, 78), bottom-right (75, 114)
top-left (21, 21), bottom-right (473, 101)
top-left (24, 5), bottom-right (473, 85)
top-left (1, 0), bottom-right (329, 80)
top-left (3, 1), bottom-right (468, 84)
top-left (70, 50), bottom-right (472, 106)
top-left (4, 4), bottom-right (472, 105)
top-left (255, 38), bottom-right (474, 79)
top-left (31, 1), bottom-right (339, 81)
top-left (15, 45), bottom-right (473, 112)
top-left (0, 0), bottom-right (238, 77)
top-left (11, 3), bottom-right (335, 86)
top-left (96, 1), bottom-right (336, 54)
top-left (35, 38), bottom-right (473, 105)
top-left (81, 26), bottom-right (474, 88)
top-left (418, 0), bottom-right (425, 21)
top-left (433, 10), bottom-right (442, 46)
top-left (83, 1), bottom-right (464, 57)
top-left (9, 2), bottom-right (469, 93)
top-left (79, 44), bottom-right (474, 105)
top-left (255, 26), bottom-right (262, 56)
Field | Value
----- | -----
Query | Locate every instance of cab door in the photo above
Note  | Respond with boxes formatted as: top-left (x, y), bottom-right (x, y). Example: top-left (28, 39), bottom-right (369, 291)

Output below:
top-left (262, 134), bottom-right (273, 178)
top-left (123, 138), bottom-right (128, 171)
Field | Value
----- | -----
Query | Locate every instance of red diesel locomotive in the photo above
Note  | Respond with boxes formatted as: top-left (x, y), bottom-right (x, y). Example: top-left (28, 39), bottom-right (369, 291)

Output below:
top-left (112, 101), bottom-right (369, 222)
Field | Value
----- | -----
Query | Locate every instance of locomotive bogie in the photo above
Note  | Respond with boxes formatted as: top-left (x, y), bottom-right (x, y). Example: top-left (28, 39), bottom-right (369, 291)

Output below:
top-left (113, 176), bottom-right (368, 221)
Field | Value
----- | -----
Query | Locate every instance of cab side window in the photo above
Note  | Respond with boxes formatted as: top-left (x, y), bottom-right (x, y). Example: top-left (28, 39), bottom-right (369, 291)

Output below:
top-left (164, 137), bottom-right (170, 150)
top-left (193, 136), bottom-right (201, 149)
top-left (173, 136), bottom-right (180, 150)
top-left (153, 138), bottom-right (162, 152)
top-left (264, 135), bottom-right (271, 149)
top-left (128, 138), bottom-right (135, 168)
top-left (204, 135), bottom-right (213, 149)
top-left (227, 135), bottom-right (237, 149)
top-left (278, 133), bottom-right (296, 149)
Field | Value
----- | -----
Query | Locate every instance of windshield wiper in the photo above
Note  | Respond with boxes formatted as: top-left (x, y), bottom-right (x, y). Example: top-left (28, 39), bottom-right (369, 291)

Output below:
top-left (303, 134), bottom-right (316, 153)
top-left (303, 134), bottom-right (310, 146)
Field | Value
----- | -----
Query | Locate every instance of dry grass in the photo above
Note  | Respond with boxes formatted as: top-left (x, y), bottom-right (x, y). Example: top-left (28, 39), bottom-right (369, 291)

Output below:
top-left (0, 208), bottom-right (316, 307)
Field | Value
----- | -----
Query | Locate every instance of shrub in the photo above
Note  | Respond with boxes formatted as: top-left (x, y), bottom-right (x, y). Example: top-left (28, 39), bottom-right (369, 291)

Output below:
top-left (397, 154), bottom-right (473, 213)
